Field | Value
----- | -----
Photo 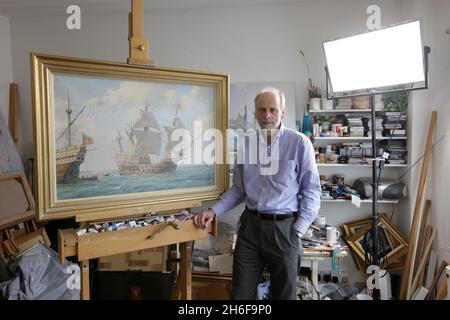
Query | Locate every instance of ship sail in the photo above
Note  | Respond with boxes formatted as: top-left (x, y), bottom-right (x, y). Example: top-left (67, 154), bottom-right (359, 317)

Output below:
top-left (133, 107), bottom-right (160, 131)
top-left (115, 101), bottom-right (181, 175)
top-left (163, 103), bottom-right (186, 161)
top-left (132, 106), bottom-right (162, 156)
top-left (133, 129), bottom-right (162, 156)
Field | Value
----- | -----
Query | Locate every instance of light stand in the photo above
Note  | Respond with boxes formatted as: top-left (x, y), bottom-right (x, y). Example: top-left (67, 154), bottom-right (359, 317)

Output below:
top-left (323, 20), bottom-right (430, 300)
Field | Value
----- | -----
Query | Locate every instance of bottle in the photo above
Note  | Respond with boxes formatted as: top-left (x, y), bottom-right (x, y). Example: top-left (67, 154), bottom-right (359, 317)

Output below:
top-left (301, 109), bottom-right (313, 140)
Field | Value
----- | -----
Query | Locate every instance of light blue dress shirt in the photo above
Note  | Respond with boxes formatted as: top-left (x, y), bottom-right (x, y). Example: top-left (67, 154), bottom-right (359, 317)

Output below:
top-left (211, 123), bottom-right (321, 234)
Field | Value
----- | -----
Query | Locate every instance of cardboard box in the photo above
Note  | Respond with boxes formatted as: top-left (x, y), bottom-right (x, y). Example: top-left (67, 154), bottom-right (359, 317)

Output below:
top-left (208, 254), bottom-right (233, 274)
top-left (97, 246), bottom-right (168, 272)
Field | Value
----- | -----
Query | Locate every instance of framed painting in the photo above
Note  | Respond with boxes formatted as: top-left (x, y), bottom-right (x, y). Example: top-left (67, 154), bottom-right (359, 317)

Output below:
top-left (31, 53), bottom-right (229, 221)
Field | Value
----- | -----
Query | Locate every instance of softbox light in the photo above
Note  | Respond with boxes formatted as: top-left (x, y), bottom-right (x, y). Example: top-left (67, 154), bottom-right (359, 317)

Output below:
top-left (323, 20), bottom-right (425, 96)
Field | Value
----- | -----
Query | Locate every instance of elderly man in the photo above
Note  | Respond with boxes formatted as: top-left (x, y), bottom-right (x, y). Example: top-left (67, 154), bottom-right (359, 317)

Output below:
top-left (194, 87), bottom-right (321, 300)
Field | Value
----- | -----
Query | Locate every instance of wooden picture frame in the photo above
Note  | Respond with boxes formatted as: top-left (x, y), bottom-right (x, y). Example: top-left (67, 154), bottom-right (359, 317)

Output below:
top-left (11, 228), bottom-right (51, 255)
top-left (346, 214), bottom-right (408, 270)
top-left (341, 216), bottom-right (372, 239)
top-left (31, 53), bottom-right (229, 221)
top-left (341, 217), bottom-right (372, 271)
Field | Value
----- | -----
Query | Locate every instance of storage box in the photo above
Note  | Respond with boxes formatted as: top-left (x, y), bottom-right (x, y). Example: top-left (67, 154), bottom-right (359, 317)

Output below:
top-left (97, 246), bottom-right (168, 272)
top-left (92, 270), bottom-right (174, 300)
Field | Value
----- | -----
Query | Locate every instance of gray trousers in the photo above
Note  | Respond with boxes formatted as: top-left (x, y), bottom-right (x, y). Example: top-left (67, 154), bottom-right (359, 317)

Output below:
top-left (231, 209), bottom-right (301, 300)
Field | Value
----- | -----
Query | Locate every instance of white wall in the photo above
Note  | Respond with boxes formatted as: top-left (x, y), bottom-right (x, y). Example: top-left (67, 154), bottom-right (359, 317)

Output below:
top-left (0, 14), bottom-right (13, 121)
top-left (8, 0), bottom-right (449, 281)
top-left (399, 0), bottom-right (450, 263)
top-left (9, 0), bottom-right (403, 164)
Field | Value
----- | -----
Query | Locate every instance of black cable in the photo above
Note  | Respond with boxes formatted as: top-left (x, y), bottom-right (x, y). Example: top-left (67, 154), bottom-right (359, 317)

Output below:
top-left (309, 277), bottom-right (321, 300)
top-left (390, 204), bottom-right (395, 222)
top-left (362, 226), bottom-right (388, 268)
top-left (397, 134), bottom-right (447, 181)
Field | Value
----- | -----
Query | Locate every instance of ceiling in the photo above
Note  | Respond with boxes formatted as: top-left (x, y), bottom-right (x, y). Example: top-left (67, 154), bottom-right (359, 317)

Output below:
top-left (0, 0), bottom-right (320, 17)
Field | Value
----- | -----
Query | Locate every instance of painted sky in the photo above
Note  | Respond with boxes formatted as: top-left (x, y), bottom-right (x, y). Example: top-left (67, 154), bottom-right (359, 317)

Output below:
top-left (53, 74), bottom-right (215, 172)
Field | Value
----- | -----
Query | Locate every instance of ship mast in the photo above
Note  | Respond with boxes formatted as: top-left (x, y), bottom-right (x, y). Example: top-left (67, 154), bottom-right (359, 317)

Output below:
top-left (116, 131), bottom-right (124, 154)
top-left (174, 101), bottom-right (181, 126)
top-left (57, 93), bottom-right (86, 146)
top-left (244, 104), bottom-right (248, 131)
top-left (66, 94), bottom-right (73, 146)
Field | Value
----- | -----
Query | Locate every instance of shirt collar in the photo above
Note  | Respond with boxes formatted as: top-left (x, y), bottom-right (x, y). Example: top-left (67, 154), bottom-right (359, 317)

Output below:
top-left (257, 122), bottom-right (285, 146)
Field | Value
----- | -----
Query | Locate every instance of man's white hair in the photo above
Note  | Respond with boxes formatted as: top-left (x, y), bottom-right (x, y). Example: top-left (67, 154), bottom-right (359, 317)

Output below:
top-left (254, 87), bottom-right (286, 110)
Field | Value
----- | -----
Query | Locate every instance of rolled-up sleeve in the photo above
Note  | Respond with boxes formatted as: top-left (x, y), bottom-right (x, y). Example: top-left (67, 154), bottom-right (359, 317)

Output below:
top-left (210, 164), bottom-right (245, 216)
top-left (294, 137), bottom-right (321, 234)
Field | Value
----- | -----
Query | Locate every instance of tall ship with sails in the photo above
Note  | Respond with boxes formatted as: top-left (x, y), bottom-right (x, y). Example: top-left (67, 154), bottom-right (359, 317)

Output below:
top-left (56, 95), bottom-right (93, 183)
top-left (115, 102), bottom-right (185, 175)
top-left (231, 104), bottom-right (254, 131)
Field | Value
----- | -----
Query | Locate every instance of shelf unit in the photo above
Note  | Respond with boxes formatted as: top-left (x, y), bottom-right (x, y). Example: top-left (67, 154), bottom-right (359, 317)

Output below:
top-left (311, 107), bottom-right (408, 206)
top-left (309, 109), bottom-right (373, 114)
top-left (314, 136), bottom-right (407, 141)
top-left (320, 199), bottom-right (398, 204)
top-left (317, 163), bottom-right (407, 167)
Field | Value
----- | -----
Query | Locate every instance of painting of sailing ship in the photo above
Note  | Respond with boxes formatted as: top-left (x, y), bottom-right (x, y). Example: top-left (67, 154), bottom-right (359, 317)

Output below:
top-left (55, 95), bottom-right (94, 183)
top-left (53, 74), bottom-right (216, 201)
top-left (32, 54), bottom-right (229, 220)
top-left (115, 101), bottom-right (184, 175)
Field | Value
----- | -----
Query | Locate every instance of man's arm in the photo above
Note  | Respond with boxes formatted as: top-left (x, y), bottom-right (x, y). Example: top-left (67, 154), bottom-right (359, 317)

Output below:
top-left (294, 137), bottom-right (321, 236)
top-left (193, 164), bottom-right (245, 229)
top-left (210, 163), bottom-right (245, 216)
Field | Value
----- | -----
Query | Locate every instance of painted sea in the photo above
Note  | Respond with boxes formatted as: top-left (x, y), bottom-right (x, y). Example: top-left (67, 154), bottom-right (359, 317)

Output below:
top-left (57, 164), bottom-right (215, 200)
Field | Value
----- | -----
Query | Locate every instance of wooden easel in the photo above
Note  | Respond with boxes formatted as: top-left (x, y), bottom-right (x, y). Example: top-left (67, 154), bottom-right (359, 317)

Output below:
top-left (1, 88), bottom-right (51, 264)
top-left (59, 206), bottom-right (216, 300)
top-left (57, 0), bottom-right (215, 300)
top-left (9, 83), bottom-right (19, 146)
top-left (127, 0), bottom-right (155, 66)
top-left (0, 171), bottom-right (51, 261)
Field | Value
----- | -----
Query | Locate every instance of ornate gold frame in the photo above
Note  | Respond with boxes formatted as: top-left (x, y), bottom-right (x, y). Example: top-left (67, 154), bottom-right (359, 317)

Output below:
top-left (31, 53), bottom-right (229, 221)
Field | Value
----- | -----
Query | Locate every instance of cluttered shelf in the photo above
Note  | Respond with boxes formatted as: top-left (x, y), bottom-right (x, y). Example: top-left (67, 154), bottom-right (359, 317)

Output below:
top-left (320, 199), bottom-right (398, 204)
top-left (317, 163), bottom-right (407, 167)
top-left (309, 109), bottom-right (372, 114)
top-left (305, 107), bottom-right (408, 165)
top-left (301, 224), bottom-right (348, 255)
top-left (318, 172), bottom-right (406, 204)
top-left (308, 109), bottom-right (404, 114)
top-left (314, 136), bottom-right (407, 141)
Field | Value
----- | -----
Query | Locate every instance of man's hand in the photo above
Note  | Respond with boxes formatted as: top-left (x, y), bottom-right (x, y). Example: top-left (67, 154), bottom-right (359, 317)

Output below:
top-left (193, 209), bottom-right (216, 229)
